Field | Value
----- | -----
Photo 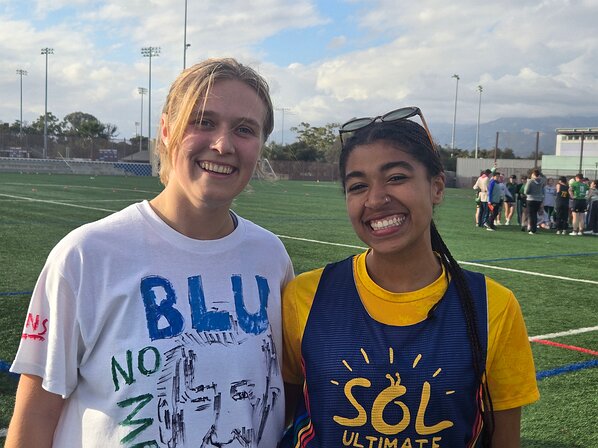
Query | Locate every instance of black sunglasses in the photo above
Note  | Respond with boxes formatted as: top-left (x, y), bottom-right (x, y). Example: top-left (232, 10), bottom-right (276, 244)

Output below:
top-left (338, 106), bottom-right (434, 150)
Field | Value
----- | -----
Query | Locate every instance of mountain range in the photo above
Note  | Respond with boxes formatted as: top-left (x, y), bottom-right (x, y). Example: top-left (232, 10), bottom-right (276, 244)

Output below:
top-left (430, 116), bottom-right (598, 157)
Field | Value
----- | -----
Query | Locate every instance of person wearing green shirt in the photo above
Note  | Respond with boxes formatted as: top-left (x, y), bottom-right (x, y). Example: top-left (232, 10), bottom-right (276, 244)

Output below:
top-left (568, 173), bottom-right (589, 235)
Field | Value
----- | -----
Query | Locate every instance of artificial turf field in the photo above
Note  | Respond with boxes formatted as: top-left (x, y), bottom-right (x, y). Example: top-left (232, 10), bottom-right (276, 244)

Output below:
top-left (0, 172), bottom-right (596, 446)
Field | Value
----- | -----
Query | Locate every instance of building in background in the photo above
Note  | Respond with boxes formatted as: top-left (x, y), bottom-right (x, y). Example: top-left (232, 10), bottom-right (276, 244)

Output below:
top-left (542, 128), bottom-right (598, 179)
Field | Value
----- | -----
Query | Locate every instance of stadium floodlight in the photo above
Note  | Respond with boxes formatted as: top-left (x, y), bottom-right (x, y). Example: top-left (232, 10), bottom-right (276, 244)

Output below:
top-left (16, 69), bottom-right (28, 139)
top-left (41, 47), bottom-right (54, 158)
top-left (475, 85), bottom-right (483, 159)
top-left (451, 74), bottom-right (460, 150)
top-left (275, 107), bottom-right (291, 145)
top-left (138, 87), bottom-right (148, 153)
top-left (141, 47), bottom-right (160, 148)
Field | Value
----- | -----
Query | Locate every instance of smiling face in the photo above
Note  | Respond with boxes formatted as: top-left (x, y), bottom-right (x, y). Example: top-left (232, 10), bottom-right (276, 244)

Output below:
top-left (344, 141), bottom-right (444, 258)
top-left (161, 79), bottom-right (267, 211)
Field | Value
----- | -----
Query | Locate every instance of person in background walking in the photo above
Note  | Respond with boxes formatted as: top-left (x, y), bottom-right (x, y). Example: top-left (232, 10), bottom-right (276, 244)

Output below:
top-left (568, 173), bottom-right (589, 235)
top-left (524, 169), bottom-right (545, 234)
top-left (554, 176), bottom-right (570, 235)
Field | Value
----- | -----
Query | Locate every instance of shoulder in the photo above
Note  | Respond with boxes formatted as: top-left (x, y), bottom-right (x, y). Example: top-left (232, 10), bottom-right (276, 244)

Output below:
top-left (482, 276), bottom-right (526, 328)
top-left (460, 271), bottom-right (518, 316)
top-left (236, 216), bottom-right (291, 258)
top-left (49, 202), bottom-right (145, 260)
top-left (284, 267), bottom-right (325, 301)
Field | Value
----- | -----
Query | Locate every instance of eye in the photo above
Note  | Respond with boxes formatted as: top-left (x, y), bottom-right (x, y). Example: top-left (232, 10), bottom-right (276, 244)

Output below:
top-left (231, 390), bottom-right (252, 401)
top-left (236, 124), bottom-right (257, 136)
top-left (346, 182), bottom-right (367, 193)
top-left (190, 118), bottom-right (214, 129)
top-left (388, 174), bottom-right (408, 183)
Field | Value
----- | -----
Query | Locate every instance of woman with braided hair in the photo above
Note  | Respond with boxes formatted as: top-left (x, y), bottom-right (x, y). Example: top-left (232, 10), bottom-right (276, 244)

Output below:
top-left (281, 107), bottom-right (539, 448)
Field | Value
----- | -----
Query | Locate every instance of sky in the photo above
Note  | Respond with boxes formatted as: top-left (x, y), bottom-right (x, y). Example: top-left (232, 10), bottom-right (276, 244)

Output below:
top-left (1, 0), bottom-right (597, 149)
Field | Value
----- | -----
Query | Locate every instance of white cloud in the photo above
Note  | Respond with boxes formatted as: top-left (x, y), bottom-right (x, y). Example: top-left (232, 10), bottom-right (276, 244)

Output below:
top-left (1, 0), bottom-right (598, 146)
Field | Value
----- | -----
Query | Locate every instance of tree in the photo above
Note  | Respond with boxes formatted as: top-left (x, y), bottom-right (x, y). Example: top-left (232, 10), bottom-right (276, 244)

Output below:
top-left (62, 112), bottom-right (106, 138)
top-left (290, 122), bottom-right (340, 161)
top-left (262, 141), bottom-right (321, 161)
top-left (30, 112), bottom-right (63, 135)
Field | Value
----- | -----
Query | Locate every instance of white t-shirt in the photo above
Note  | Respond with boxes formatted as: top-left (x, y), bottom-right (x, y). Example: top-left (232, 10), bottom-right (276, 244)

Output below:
top-left (11, 201), bottom-right (294, 447)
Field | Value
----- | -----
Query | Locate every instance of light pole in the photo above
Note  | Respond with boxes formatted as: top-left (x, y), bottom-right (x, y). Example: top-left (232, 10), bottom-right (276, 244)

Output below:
top-left (16, 69), bottom-right (28, 139)
top-left (475, 85), bottom-right (483, 158)
top-left (451, 74), bottom-right (460, 150)
top-left (141, 47), bottom-right (160, 148)
top-left (183, 0), bottom-right (188, 69)
top-left (138, 87), bottom-right (147, 153)
top-left (275, 107), bottom-right (290, 145)
top-left (41, 47), bottom-right (54, 158)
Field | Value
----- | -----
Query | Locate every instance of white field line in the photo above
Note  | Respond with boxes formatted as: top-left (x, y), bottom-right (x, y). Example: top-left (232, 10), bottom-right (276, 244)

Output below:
top-left (278, 234), bottom-right (366, 250)
top-left (278, 235), bottom-right (598, 285)
top-left (3, 182), bottom-right (160, 195)
top-left (0, 428), bottom-right (6, 437)
top-left (0, 193), bottom-right (118, 213)
top-left (529, 326), bottom-right (598, 341)
top-left (0, 198), bottom-right (147, 203)
top-left (459, 261), bottom-right (598, 285)
top-left (1, 197), bottom-right (595, 286)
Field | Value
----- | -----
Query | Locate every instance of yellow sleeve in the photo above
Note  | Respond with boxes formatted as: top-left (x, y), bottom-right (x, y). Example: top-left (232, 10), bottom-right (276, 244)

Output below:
top-left (486, 277), bottom-right (540, 410)
top-left (282, 268), bottom-right (324, 385)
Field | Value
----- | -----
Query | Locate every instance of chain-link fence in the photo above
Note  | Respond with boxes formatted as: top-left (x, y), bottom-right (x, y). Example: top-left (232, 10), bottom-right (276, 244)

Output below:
top-left (0, 130), bottom-right (146, 161)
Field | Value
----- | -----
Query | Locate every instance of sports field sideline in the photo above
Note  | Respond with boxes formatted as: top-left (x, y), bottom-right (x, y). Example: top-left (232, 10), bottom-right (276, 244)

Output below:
top-left (0, 173), bottom-right (596, 446)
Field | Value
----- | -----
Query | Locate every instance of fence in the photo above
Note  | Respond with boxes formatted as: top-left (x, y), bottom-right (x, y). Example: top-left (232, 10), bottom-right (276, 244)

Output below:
top-left (0, 157), bottom-right (151, 176)
top-left (0, 131), bottom-right (145, 161)
top-left (268, 160), bottom-right (339, 182)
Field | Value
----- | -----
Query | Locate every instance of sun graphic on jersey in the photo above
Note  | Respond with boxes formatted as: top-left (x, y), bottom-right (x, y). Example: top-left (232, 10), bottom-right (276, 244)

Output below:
top-left (330, 347), bottom-right (454, 436)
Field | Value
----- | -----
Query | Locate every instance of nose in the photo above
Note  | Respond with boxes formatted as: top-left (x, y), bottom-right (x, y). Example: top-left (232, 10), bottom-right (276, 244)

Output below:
top-left (365, 186), bottom-right (390, 209)
top-left (210, 127), bottom-right (235, 155)
top-left (208, 393), bottom-right (248, 445)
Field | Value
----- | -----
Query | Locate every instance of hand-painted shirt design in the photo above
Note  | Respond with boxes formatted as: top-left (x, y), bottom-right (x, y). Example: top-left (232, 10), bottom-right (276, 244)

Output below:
top-left (21, 312), bottom-right (48, 341)
top-left (156, 331), bottom-right (281, 447)
top-left (10, 201), bottom-right (292, 448)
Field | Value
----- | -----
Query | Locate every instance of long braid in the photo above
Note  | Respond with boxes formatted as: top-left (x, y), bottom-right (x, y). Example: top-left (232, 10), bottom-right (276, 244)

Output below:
top-left (431, 221), bottom-right (495, 446)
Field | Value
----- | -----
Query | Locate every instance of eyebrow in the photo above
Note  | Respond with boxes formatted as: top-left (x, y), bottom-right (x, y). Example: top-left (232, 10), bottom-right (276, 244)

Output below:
top-left (192, 109), bottom-right (262, 130)
top-left (345, 160), bottom-right (415, 181)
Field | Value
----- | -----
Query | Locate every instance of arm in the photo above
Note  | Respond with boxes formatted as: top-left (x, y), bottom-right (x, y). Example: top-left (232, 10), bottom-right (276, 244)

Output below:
top-left (492, 407), bottom-right (522, 448)
top-left (5, 374), bottom-right (64, 448)
top-left (487, 181), bottom-right (495, 202)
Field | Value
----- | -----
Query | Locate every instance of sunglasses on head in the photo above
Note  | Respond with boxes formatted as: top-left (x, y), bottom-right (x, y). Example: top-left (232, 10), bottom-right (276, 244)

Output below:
top-left (338, 106), bottom-right (434, 150)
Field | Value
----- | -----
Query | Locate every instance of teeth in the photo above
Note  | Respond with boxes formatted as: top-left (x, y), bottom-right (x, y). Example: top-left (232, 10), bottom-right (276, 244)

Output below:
top-left (199, 161), bottom-right (233, 174)
top-left (370, 215), bottom-right (405, 231)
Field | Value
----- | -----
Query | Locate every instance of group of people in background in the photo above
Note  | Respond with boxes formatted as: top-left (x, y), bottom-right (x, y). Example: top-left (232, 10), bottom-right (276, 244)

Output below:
top-left (474, 168), bottom-right (598, 236)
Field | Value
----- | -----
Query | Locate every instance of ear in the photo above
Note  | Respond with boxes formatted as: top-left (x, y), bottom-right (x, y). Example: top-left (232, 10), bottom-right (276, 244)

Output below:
top-left (160, 113), bottom-right (169, 147)
top-left (431, 173), bottom-right (446, 205)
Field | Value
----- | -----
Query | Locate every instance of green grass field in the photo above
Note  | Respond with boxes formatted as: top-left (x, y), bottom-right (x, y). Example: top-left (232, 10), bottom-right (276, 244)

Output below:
top-left (1, 172), bottom-right (597, 446)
